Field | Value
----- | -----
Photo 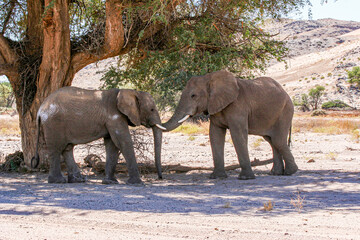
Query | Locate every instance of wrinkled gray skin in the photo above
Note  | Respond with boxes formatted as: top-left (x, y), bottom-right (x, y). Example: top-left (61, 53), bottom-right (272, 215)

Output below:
top-left (32, 87), bottom-right (164, 184)
top-left (163, 70), bottom-right (298, 180)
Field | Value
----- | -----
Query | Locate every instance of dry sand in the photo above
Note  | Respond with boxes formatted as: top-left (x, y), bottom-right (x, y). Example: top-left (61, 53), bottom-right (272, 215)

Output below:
top-left (1, 115), bottom-right (360, 239)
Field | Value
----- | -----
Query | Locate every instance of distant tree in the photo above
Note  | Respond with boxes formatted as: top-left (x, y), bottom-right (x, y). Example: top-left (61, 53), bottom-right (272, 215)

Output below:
top-left (348, 66), bottom-right (360, 87)
top-left (0, 82), bottom-right (14, 108)
top-left (309, 85), bottom-right (325, 110)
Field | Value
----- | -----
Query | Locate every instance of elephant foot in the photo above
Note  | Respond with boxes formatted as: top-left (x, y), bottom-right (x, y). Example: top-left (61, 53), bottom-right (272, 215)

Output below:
top-left (284, 163), bottom-right (298, 175)
top-left (209, 171), bottom-right (228, 179)
top-left (102, 178), bottom-right (119, 185)
top-left (269, 167), bottom-right (284, 176)
top-left (48, 175), bottom-right (67, 184)
top-left (238, 169), bottom-right (255, 180)
top-left (126, 177), bottom-right (143, 185)
top-left (68, 172), bottom-right (87, 183)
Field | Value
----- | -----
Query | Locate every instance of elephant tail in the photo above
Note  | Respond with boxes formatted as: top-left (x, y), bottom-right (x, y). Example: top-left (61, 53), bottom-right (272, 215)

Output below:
top-left (287, 126), bottom-right (292, 147)
top-left (31, 116), bottom-right (41, 169)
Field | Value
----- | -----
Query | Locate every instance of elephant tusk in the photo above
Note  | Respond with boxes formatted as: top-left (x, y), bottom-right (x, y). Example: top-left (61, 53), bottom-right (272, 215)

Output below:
top-left (178, 115), bottom-right (190, 123)
top-left (155, 124), bottom-right (167, 131)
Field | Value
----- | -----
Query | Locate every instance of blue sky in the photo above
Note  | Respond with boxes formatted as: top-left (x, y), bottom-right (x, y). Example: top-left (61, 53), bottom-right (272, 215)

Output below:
top-left (293, 0), bottom-right (360, 22)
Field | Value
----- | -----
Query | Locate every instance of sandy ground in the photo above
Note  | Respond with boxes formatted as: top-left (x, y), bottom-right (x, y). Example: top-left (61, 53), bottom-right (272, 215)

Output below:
top-left (1, 115), bottom-right (360, 239)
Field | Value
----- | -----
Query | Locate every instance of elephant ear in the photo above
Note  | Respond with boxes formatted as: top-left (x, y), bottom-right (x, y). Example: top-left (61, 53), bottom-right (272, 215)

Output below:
top-left (207, 70), bottom-right (239, 115)
top-left (116, 89), bottom-right (141, 126)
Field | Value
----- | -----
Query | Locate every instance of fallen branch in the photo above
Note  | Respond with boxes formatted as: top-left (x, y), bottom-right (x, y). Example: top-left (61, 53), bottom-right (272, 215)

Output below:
top-left (84, 155), bottom-right (273, 174)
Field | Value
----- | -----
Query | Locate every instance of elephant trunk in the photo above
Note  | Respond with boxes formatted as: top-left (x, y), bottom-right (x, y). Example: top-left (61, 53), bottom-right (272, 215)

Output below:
top-left (162, 111), bottom-right (188, 132)
top-left (152, 126), bottom-right (163, 179)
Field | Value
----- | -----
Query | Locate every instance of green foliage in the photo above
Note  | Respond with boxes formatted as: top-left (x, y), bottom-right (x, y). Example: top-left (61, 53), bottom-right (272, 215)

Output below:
top-left (308, 85), bottom-right (325, 110)
top-left (0, 82), bottom-right (14, 108)
top-left (101, 0), bottom-right (310, 110)
top-left (347, 66), bottom-right (360, 86)
top-left (293, 93), bottom-right (310, 111)
top-left (322, 100), bottom-right (351, 109)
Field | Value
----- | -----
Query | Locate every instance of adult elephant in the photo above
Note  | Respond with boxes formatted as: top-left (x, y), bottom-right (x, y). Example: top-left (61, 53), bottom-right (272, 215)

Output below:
top-left (162, 70), bottom-right (297, 180)
top-left (32, 87), bottom-right (166, 184)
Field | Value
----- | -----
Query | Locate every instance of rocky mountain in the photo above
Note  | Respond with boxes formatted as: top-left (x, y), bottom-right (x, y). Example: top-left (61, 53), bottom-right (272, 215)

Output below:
top-left (263, 18), bottom-right (360, 109)
top-left (73, 18), bottom-right (360, 109)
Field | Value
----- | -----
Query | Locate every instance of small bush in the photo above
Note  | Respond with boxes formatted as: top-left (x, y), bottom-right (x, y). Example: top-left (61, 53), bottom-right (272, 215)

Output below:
top-left (311, 109), bottom-right (326, 116)
top-left (347, 66), bottom-right (360, 86)
top-left (291, 191), bottom-right (305, 213)
top-left (322, 100), bottom-right (351, 109)
top-left (262, 200), bottom-right (274, 211)
top-left (252, 138), bottom-right (264, 149)
top-left (351, 129), bottom-right (360, 142)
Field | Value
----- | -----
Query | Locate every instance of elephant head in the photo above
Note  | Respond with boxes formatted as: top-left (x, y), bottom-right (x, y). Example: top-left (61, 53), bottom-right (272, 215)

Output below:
top-left (117, 89), bottom-right (165, 179)
top-left (163, 70), bottom-right (239, 131)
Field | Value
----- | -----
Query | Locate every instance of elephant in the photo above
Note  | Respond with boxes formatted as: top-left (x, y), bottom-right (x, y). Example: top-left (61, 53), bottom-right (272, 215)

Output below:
top-left (31, 86), bottom-right (166, 184)
top-left (162, 70), bottom-right (298, 180)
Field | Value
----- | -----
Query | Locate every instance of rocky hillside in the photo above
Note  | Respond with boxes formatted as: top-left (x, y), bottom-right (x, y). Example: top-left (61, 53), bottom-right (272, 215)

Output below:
top-left (263, 18), bottom-right (360, 109)
top-left (73, 18), bottom-right (360, 109)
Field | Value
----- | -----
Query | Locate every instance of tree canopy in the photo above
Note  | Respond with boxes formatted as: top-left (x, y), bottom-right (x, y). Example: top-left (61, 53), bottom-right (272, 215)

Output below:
top-left (99, 0), bottom-right (311, 109)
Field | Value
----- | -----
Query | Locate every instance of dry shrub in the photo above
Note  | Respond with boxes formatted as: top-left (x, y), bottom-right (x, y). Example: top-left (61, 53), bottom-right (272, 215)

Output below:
top-left (351, 129), bottom-right (360, 142)
top-left (262, 200), bottom-right (274, 211)
top-left (0, 118), bottom-right (20, 135)
top-left (291, 191), bottom-right (305, 212)
top-left (252, 138), bottom-right (264, 149)
top-left (1, 151), bottom-right (26, 172)
top-left (78, 127), bottom-right (154, 166)
top-left (198, 120), bottom-right (210, 133)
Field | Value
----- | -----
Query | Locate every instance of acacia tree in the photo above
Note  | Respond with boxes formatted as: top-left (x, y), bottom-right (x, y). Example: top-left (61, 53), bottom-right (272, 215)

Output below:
top-left (0, 0), bottom-right (310, 166)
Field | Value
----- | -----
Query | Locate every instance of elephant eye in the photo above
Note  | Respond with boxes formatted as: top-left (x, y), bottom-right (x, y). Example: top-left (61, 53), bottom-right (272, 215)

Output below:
top-left (191, 94), bottom-right (196, 99)
top-left (151, 108), bottom-right (154, 112)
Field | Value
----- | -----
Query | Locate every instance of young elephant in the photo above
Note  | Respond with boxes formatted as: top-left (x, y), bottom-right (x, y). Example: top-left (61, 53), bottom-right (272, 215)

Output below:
top-left (32, 87), bottom-right (166, 184)
top-left (162, 70), bottom-right (297, 180)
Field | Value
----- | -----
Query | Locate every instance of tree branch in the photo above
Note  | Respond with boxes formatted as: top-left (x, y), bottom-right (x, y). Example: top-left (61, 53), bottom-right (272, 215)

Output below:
top-left (0, 35), bottom-right (17, 64)
top-left (69, 0), bottom-right (125, 74)
top-left (0, 63), bottom-right (17, 78)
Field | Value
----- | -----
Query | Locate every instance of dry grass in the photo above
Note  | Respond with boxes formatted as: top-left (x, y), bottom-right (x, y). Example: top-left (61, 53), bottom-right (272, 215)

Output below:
top-left (351, 129), bottom-right (360, 142)
top-left (262, 200), bottom-right (274, 211)
top-left (172, 121), bottom-right (209, 135)
top-left (252, 138), bottom-right (264, 149)
top-left (291, 191), bottom-right (305, 213)
top-left (0, 118), bottom-right (20, 135)
top-left (293, 117), bottom-right (359, 135)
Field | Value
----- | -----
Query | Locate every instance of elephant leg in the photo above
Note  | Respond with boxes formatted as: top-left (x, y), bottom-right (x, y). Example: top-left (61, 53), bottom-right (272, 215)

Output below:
top-left (263, 136), bottom-right (284, 175)
top-left (62, 144), bottom-right (86, 183)
top-left (272, 138), bottom-right (298, 175)
top-left (209, 121), bottom-right (227, 179)
top-left (48, 150), bottom-right (67, 183)
top-left (108, 125), bottom-right (142, 185)
top-left (229, 124), bottom-right (255, 180)
top-left (102, 137), bottom-right (120, 184)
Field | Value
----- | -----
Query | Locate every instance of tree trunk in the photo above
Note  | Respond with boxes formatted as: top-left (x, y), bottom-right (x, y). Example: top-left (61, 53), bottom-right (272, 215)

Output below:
top-left (0, 0), bottom-right (178, 167)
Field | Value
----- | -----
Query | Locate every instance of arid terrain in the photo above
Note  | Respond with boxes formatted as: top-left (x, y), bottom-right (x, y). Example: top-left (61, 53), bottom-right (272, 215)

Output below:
top-left (1, 18), bottom-right (360, 239)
